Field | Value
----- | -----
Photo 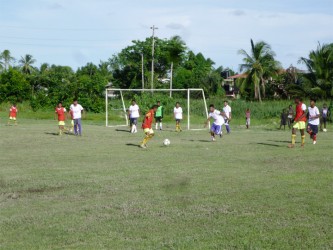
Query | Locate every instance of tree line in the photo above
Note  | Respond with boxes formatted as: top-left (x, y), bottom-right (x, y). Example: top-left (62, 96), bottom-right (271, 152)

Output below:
top-left (0, 36), bottom-right (332, 112)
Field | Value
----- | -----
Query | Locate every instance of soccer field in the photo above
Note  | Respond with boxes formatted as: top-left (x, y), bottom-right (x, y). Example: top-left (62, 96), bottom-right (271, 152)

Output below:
top-left (0, 120), bottom-right (332, 249)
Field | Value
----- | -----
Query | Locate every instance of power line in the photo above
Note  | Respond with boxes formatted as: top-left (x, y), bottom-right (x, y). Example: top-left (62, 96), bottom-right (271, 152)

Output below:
top-left (0, 35), bottom-right (124, 42)
top-left (0, 25), bottom-right (143, 31)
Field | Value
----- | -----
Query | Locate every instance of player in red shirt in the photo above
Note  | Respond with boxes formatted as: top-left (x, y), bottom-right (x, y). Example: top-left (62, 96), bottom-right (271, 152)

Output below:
top-left (8, 104), bottom-right (18, 125)
top-left (140, 105), bottom-right (158, 149)
top-left (288, 97), bottom-right (307, 148)
top-left (54, 102), bottom-right (67, 135)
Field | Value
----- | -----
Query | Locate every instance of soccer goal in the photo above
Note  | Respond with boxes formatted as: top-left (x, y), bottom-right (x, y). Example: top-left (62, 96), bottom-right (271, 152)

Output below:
top-left (105, 88), bottom-right (209, 130)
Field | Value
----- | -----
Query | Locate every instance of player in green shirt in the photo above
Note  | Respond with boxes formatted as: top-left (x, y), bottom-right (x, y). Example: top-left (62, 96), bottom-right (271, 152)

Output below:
top-left (155, 101), bottom-right (164, 130)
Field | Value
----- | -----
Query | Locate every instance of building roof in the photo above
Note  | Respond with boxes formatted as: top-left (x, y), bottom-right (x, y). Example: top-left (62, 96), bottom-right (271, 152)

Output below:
top-left (228, 73), bottom-right (247, 79)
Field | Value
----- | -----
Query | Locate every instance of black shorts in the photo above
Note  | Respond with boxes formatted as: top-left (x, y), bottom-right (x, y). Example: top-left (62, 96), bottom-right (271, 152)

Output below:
top-left (307, 124), bottom-right (318, 134)
top-left (155, 116), bottom-right (162, 122)
top-left (322, 117), bottom-right (327, 123)
top-left (176, 119), bottom-right (181, 123)
top-left (130, 118), bottom-right (138, 125)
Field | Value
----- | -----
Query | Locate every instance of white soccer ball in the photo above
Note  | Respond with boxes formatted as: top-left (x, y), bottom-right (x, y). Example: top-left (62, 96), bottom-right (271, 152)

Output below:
top-left (163, 139), bottom-right (171, 146)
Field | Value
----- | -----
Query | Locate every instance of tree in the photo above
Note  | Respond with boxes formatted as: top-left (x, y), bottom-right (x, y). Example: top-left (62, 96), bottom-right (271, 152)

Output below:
top-left (0, 49), bottom-right (15, 71)
top-left (109, 36), bottom-right (187, 89)
top-left (19, 54), bottom-right (36, 74)
top-left (298, 42), bottom-right (333, 99)
top-left (0, 68), bottom-right (30, 102)
top-left (238, 39), bottom-right (281, 101)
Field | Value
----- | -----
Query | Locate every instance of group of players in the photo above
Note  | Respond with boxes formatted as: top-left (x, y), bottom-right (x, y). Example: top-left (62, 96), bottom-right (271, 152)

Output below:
top-left (54, 100), bottom-right (84, 136)
top-left (127, 100), bottom-right (232, 148)
top-left (7, 99), bottom-right (85, 136)
top-left (5, 97), bottom-right (327, 148)
top-left (128, 100), bottom-right (185, 148)
top-left (288, 97), bottom-right (324, 148)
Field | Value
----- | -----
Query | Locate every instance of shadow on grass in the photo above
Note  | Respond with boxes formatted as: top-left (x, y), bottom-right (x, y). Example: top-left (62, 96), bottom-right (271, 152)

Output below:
top-left (183, 139), bottom-right (212, 143)
top-left (44, 132), bottom-right (75, 136)
top-left (256, 142), bottom-right (282, 147)
top-left (268, 140), bottom-right (291, 143)
top-left (126, 143), bottom-right (140, 147)
top-left (116, 129), bottom-right (130, 133)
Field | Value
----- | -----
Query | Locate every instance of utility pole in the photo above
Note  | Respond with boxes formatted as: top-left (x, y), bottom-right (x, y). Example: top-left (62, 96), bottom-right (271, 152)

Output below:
top-left (150, 25), bottom-right (158, 92)
top-left (141, 53), bottom-right (144, 90)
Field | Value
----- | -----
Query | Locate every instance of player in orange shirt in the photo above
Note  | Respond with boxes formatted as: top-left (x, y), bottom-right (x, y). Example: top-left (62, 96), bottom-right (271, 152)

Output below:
top-left (8, 104), bottom-right (18, 125)
top-left (54, 102), bottom-right (67, 135)
top-left (140, 105), bottom-right (158, 149)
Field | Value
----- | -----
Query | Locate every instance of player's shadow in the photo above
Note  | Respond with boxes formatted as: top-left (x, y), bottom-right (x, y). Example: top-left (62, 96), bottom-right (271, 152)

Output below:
top-left (268, 140), bottom-right (291, 143)
top-left (116, 129), bottom-right (130, 133)
top-left (126, 143), bottom-right (140, 147)
top-left (256, 142), bottom-right (282, 147)
top-left (185, 139), bottom-right (211, 143)
top-left (44, 132), bottom-right (61, 136)
top-left (44, 132), bottom-right (75, 136)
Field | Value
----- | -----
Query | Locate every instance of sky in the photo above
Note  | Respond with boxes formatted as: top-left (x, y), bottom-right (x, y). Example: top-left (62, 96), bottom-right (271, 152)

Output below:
top-left (1, 0), bottom-right (332, 72)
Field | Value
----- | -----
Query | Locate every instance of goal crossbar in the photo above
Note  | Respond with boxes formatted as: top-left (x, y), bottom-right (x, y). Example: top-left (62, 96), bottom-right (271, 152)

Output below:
top-left (105, 88), bottom-right (209, 130)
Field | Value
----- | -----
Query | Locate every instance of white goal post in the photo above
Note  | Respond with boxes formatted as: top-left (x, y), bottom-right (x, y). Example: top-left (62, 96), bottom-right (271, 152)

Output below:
top-left (105, 88), bottom-right (209, 130)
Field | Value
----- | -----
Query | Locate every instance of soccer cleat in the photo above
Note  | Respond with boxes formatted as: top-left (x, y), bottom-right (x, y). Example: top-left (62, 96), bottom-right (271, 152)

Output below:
top-left (140, 144), bottom-right (147, 149)
top-left (219, 133), bottom-right (223, 138)
top-left (313, 141), bottom-right (317, 145)
top-left (323, 129), bottom-right (327, 132)
top-left (211, 137), bottom-right (216, 142)
top-left (288, 144), bottom-right (295, 148)
top-left (301, 143), bottom-right (305, 148)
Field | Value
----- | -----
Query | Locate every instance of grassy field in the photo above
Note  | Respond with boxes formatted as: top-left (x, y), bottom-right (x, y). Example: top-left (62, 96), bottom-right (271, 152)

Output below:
top-left (0, 118), bottom-right (332, 249)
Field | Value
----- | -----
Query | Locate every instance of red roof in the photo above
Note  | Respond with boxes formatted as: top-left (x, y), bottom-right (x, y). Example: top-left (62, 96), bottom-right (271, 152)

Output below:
top-left (228, 73), bottom-right (247, 79)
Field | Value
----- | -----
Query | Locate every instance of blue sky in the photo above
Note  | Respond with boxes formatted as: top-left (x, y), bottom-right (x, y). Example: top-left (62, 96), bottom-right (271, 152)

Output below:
top-left (1, 0), bottom-right (332, 72)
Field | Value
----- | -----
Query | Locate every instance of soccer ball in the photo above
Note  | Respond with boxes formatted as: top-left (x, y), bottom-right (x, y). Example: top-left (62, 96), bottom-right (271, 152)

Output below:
top-left (163, 139), bottom-right (171, 146)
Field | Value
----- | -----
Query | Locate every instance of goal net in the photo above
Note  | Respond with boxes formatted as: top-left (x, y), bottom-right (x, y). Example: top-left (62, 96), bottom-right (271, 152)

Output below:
top-left (105, 88), bottom-right (209, 130)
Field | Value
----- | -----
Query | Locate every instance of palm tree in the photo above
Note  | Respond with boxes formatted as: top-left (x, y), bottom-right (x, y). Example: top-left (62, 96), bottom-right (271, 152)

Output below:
top-left (238, 39), bottom-right (281, 101)
top-left (0, 49), bottom-right (15, 71)
top-left (298, 43), bottom-right (333, 98)
top-left (19, 54), bottom-right (36, 74)
top-left (166, 36), bottom-right (186, 96)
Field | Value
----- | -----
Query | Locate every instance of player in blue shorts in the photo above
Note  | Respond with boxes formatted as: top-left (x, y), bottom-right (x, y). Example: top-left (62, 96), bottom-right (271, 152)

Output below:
top-left (204, 104), bottom-right (225, 141)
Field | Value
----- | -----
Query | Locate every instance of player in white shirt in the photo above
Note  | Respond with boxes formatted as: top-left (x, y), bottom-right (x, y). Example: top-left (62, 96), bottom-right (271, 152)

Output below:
top-left (307, 99), bottom-right (320, 144)
top-left (128, 100), bottom-right (140, 133)
top-left (205, 104), bottom-right (225, 141)
top-left (174, 102), bottom-right (183, 132)
top-left (70, 99), bottom-right (84, 136)
top-left (223, 101), bottom-right (232, 133)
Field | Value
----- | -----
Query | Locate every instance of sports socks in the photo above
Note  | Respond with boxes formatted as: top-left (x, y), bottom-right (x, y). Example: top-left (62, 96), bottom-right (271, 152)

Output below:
top-left (131, 125), bottom-right (137, 133)
top-left (156, 123), bottom-right (162, 130)
top-left (301, 135), bottom-right (305, 145)
top-left (176, 124), bottom-right (182, 132)
top-left (291, 134), bottom-right (296, 145)
top-left (142, 134), bottom-right (154, 145)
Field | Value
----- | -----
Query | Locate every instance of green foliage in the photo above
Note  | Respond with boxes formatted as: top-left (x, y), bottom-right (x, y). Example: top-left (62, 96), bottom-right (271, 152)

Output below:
top-left (238, 39), bottom-right (282, 101)
top-left (299, 43), bottom-right (333, 99)
top-left (0, 68), bottom-right (30, 103)
top-left (0, 41), bottom-right (332, 113)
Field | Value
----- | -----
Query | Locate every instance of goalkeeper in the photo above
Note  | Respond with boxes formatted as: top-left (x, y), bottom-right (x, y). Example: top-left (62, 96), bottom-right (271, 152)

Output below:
top-left (155, 101), bottom-right (164, 130)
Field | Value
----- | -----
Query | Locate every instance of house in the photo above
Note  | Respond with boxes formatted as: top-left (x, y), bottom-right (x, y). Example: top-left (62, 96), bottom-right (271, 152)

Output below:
top-left (222, 73), bottom-right (247, 98)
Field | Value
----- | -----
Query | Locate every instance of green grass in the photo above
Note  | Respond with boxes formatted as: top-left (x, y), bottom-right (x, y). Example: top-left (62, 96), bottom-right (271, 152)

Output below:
top-left (0, 118), bottom-right (332, 249)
